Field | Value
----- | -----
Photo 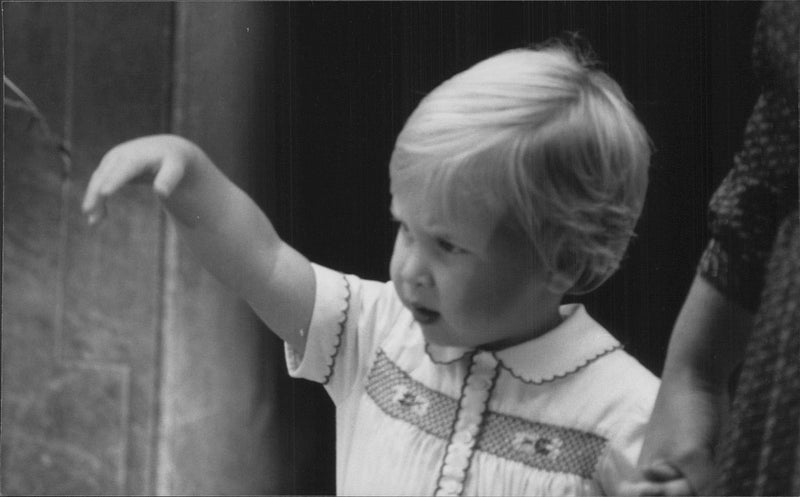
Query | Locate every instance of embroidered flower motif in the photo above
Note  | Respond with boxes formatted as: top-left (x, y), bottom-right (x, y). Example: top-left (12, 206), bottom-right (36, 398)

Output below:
top-left (391, 385), bottom-right (429, 417)
top-left (512, 432), bottom-right (563, 461)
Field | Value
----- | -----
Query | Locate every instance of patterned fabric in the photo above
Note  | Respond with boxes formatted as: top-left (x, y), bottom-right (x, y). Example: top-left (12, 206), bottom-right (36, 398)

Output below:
top-left (286, 264), bottom-right (659, 496)
top-left (366, 349), bottom-right (609, 481)
top-left (699, 1), bottom-right (800, 494)
top-left (698, 0), bottom-right (799, 311)
top-left (716, 214), bottom-right (800, 495)
top-left (366, 349), bottom-right (457, 440)
top-left (477, 411), bottom-right (607, 479)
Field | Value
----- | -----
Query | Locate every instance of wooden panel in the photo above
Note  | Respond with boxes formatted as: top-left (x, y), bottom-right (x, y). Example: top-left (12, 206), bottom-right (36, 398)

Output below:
top-left (3, 94), bottom-right (130, 497)
top-left (2, 3), bottom-right (172, 495)
top-left (60, 4), bottom-right (173, 494)
top-left (1, 363), bottom-right (129, 495)
top-left (158, 3), bottom-right (289, 494)
top-left (2, 109), bottom-right (91, 495)
top-left (2, 4), bottom-right (88, 494)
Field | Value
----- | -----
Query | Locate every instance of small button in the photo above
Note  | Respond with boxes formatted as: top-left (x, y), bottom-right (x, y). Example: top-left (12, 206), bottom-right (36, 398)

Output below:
top-left (463, 390), bottom-right (489, 408)
top-left (467, 375), bottom-right (492, 390)
top-left (458, 411), bottom-right (483, 427)
top-left (444, 451), bottom-right (469, 470)
top-left (442, 464), bottom-right (463, 479)
top-left (473, 351), bottom-right (498, 369)
top-left (453, 430), bottom-right (474, 446)
top-left (440, 477), bottom-right (463, 495)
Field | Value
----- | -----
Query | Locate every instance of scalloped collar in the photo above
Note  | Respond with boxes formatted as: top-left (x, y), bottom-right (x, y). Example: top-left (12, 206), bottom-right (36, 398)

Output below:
top-left (425, 304), bottom-right (621, 384)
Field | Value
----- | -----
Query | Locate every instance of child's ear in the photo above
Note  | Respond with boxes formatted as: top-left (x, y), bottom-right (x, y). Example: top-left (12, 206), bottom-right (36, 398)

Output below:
top-left (546, 271), bottom-right (574, 294)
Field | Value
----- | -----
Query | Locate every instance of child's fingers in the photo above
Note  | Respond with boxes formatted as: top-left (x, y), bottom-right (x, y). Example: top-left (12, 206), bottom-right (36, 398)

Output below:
top-left (84, 199), bottom-right (108, 226)
top-left (99, 155), bottom-right (160, 197)
top-left (82, 147), bottom-right (162, 223)
top-left (82, 160), bottom-right (114, 223)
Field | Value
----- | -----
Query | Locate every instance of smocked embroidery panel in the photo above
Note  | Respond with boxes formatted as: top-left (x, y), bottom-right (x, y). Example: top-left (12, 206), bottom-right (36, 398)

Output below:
top-left (366, 349), bottom-right (457, 440)
top-left (477, 411), bottom-right (606, 479)
top-left (365, 349), bottom-right (609, 495)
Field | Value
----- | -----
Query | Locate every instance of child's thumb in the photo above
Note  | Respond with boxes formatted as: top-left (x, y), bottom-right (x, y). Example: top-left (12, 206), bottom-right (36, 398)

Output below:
top-left (153, 155), bottom-right (186, 197)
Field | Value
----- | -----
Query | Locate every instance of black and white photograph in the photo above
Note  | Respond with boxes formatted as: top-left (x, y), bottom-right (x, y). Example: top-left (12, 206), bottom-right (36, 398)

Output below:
top-left (2, 1), bottom-right (798, 495)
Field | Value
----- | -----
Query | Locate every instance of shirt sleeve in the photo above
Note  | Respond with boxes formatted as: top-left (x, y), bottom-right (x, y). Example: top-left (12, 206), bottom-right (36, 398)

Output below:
top-left (594, 402), bottom-right (652, 495)
top-left (698, 1), bottom-right (799, 311)
top-left (591, 353), bottom-right (659, 495)
top-left (284, 263), bottom-right (394, 405)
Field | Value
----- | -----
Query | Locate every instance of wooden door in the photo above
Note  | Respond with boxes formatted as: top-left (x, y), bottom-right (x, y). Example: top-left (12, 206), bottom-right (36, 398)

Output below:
top-left (2, 3), bottom-right (297, 494)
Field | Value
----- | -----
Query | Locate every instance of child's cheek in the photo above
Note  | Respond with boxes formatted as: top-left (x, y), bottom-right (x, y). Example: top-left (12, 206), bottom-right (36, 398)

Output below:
top-left (460, 266), bottom-right (523, 326)
top-left (459, 226), bottom-right (542, 327)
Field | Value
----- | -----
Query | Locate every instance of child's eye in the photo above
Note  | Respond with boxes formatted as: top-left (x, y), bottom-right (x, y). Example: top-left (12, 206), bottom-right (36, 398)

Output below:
top-left (436, 238), bottom-right (466, 255)
top-left (393, 219), bottom-right (412, 239)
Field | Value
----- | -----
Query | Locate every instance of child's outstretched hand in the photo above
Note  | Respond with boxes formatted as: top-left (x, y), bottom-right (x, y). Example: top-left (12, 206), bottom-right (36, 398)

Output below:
top-left (82, 134), bottom-right (200, 224)
top-left (619, 462), bottom-right (693, 496)
top-left (81, 133), bottom-right (315, 351)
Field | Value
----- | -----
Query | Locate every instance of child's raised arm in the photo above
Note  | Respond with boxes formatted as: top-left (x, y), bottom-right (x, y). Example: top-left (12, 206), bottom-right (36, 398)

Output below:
top-left (82, 134), bottom-right (315, 354)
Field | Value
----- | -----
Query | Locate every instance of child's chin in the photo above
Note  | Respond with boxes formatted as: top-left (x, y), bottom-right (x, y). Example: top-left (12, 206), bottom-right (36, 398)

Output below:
top-left (420, 325), bottom-right (461, 348)
top-left (419, 323), bottom-right (444, 341)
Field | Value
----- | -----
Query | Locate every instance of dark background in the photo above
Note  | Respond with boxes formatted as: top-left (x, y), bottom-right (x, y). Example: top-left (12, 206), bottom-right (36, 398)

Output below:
top-left (2, 2), bottom-right (761, 494)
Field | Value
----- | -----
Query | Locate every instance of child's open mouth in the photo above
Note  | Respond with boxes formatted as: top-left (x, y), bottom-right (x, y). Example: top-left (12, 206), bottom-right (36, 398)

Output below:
top-left (410, 304), bottom-right (440, 324)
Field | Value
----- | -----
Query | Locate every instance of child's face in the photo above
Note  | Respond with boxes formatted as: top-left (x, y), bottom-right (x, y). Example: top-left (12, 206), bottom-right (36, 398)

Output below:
top-left (389, 185), bottom-right (563, 350)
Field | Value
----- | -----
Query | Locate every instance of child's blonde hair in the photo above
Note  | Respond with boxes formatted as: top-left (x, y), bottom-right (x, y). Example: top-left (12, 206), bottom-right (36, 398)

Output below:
top-left (389, 43), bottom-right (651, 294)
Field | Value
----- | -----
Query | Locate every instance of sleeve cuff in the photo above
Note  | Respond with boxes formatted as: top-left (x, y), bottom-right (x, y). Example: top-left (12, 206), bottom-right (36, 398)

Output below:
top-left (285, 263), bottom-right (351, 384)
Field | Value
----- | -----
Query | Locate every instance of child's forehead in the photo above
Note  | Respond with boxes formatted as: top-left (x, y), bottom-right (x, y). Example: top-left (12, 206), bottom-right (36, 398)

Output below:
top-left (391, 188), bottom-right (501, 250)
top-left (391, 182), bottom-right (488, 221)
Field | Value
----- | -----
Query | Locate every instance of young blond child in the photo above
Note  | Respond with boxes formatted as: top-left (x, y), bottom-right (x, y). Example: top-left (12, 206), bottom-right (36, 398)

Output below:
top-left (83, 43), bottom-right (660, 496)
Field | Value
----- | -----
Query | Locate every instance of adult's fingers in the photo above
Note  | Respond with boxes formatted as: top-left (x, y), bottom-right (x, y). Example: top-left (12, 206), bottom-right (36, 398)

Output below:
top-left (643, 461), bottom-right (683, 482)
top-left (619, 479), bottom-right (693, 497)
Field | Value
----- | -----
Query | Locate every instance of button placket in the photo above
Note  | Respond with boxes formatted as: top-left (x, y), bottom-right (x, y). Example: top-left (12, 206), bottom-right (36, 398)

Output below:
top-left (435, 351), bottom-right (499, 496)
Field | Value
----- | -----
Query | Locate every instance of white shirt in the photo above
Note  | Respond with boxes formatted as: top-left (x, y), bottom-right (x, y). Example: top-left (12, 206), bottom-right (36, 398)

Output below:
top-left (286, 264), bottom-right (659, 496)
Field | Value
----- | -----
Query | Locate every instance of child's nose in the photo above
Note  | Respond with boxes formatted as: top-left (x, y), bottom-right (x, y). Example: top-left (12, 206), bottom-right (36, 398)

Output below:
top-left (411, 271), bottom-right (433, 288)
top-left (400, 246), bottom-right (434, 289)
